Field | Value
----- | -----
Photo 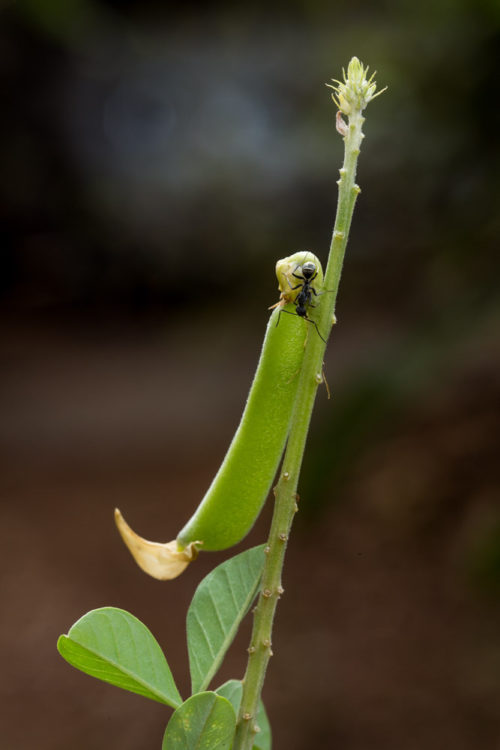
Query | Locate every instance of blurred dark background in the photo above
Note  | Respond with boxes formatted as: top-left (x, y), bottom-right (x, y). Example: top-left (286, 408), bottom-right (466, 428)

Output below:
top-left (1, 0), bottom-right (499, 748)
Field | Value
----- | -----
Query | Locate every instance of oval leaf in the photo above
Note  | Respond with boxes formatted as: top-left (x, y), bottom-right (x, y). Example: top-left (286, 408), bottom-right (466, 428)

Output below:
top-left (216, 679), bottom-right (272, 750)
top-left (162, 692), bottom-right (235, 750)
top-left (187, 545), bottom-right (265, 693)
top-left (57, 607), bottom-right (182, 707)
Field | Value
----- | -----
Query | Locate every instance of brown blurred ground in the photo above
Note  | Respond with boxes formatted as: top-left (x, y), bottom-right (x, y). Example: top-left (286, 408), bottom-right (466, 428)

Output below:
top-left (1, 1), bottom-right (500, 748)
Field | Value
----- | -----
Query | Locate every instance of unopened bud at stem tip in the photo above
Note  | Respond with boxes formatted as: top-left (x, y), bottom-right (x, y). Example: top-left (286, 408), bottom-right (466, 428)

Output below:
top-left (326, 56), bottom-right (386, 116)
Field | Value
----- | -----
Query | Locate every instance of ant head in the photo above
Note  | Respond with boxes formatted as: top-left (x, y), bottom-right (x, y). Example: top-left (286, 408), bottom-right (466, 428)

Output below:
top-left (301, 261), bottom-right (317, 280)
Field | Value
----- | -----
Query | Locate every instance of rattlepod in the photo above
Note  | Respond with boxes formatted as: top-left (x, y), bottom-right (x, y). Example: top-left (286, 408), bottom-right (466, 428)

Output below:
top-left (115, 251), bottom-right (325, 578)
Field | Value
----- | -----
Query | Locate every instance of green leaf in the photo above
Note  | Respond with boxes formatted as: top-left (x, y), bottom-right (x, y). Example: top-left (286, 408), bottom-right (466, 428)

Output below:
top-left (162, 692), bottom-right (236, 750)
top-left (216, 680), bottom-right (272, 750)
top-left (57, 607), bottom-right (182, 708)
top-left (187, 545), bottom-right (265, 693)
top-left (216, 679), bottom-right (244, 710)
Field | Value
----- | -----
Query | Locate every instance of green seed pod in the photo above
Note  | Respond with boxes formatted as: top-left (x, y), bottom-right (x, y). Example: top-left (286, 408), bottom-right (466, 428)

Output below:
top-left (116, 252), bottom-right (323, 578)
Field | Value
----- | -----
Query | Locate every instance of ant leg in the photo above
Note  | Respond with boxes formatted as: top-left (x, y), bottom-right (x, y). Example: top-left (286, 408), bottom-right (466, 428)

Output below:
top-left (279, 309), bottom-right (299, 319)
top-left (312, 319), bottom-right (327, 343)
top-left (304, 315), bottom-right (327, 343)
top-left (278, 309), bottom-right (326, 343)
top-left (276, 308), bottom-right (300, 327)
top-left (286, 275), bottom-right (302, 291)
top-left (281, 270), bottom-right (302, 292)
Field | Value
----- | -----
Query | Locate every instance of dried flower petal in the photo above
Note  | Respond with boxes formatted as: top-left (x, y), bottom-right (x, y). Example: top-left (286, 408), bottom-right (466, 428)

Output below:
top-left (114, 508), bottom-right (201, 580)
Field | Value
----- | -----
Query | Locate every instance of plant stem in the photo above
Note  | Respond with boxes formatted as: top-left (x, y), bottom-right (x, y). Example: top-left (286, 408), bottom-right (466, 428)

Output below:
top-left (233, 108), bottom-right (366, 750)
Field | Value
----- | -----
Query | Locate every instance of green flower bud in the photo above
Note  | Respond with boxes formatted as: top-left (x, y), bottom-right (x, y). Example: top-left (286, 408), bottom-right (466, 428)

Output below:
top-left (326, 56), bottom-right (386, 116)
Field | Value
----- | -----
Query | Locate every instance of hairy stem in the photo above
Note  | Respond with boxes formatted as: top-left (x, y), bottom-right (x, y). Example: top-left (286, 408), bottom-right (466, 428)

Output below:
top-left (233, 108), bottom-right (366, 750)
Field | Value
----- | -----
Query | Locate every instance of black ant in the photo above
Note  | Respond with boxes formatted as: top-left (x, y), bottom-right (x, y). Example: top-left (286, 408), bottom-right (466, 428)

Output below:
top-left (276, 260), bottom-right (328, 343)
